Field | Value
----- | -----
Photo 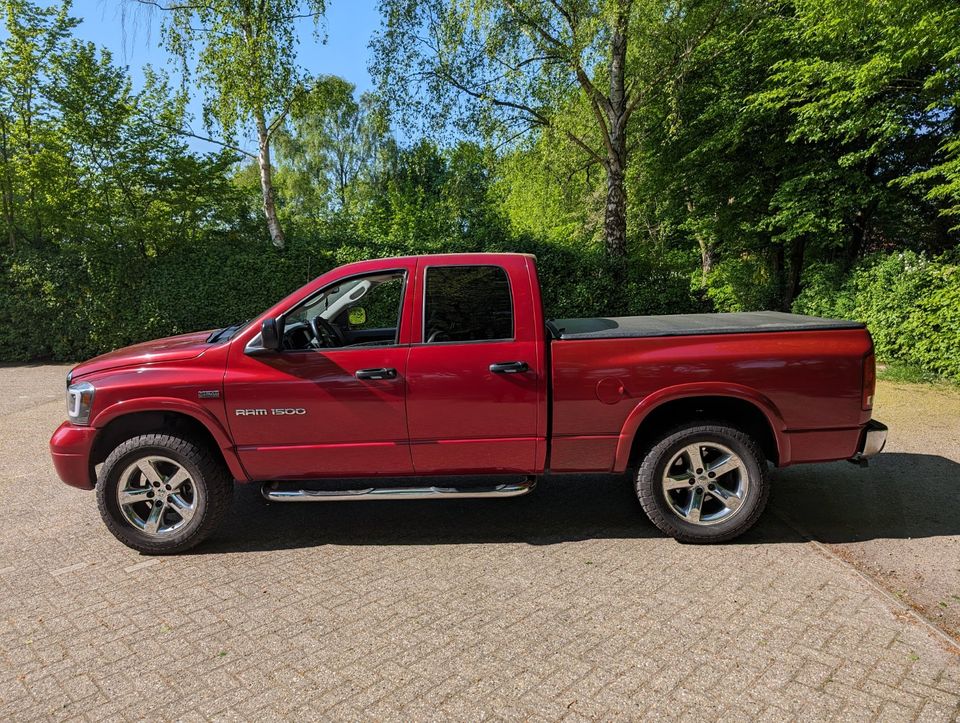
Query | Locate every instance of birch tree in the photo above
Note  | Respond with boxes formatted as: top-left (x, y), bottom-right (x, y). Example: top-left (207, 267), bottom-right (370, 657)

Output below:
top-left (373, 0), bottom-right (730, 258)
top-left (134, 0), bottom-right (327, 248)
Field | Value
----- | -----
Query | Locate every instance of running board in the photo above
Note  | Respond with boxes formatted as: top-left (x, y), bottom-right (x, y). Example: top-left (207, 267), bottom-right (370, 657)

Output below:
top-left (261, 477), bottom-right (536, 502)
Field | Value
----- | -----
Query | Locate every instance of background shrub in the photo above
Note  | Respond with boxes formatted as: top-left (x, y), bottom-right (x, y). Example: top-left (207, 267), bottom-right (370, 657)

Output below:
top-left (794, 252), bottom-right (960, 382)
top-left (0, 233), bottom-right (705, 363)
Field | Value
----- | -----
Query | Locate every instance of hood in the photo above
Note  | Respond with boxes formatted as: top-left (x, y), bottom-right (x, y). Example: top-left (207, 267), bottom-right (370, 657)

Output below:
top-left (70, 330), bottom-right (217, 380)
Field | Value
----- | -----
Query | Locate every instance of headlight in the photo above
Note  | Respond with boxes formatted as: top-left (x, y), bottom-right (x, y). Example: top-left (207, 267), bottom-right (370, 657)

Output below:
top-left (66, 381), bottom-right (95, 425)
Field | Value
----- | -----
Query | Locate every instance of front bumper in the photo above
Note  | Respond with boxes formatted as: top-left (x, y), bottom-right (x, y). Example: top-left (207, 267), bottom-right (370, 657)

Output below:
top-left (849, 419), bottom-right (888, 465)
top-left (50, 421), bottom-right (97, 490)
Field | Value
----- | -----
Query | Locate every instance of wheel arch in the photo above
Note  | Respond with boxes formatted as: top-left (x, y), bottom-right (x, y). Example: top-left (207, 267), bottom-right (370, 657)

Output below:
top-left (613, 384), bottom-right (787, 472)
top-left (90, 402), bottom-right (247, 484)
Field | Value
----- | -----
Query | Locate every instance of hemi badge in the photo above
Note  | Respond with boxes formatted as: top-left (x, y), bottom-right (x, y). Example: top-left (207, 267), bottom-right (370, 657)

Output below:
top-left (198, 390), bottom-right (220, 399)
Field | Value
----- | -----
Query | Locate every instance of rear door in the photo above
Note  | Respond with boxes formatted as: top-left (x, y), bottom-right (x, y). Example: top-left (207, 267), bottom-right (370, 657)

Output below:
top-left (404, 257), bottom-right (545, 474)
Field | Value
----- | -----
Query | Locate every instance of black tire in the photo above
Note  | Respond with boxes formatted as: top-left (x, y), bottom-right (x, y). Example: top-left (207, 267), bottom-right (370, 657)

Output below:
top-left (96, 434), bottom-right (232, 554)
top-left (635, 422), bottom-right (769, 543)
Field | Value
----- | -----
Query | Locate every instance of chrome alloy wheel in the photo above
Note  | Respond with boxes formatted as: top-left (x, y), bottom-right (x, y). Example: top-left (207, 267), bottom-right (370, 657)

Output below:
top-left (116, 456), bottom-right (201, 536)
top-left (661, 442), bottom-right (749, 525)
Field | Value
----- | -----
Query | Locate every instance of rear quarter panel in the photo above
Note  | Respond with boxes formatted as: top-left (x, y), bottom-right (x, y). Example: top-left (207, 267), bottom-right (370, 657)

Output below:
top-left (550, 329), bottom-right (873, 472)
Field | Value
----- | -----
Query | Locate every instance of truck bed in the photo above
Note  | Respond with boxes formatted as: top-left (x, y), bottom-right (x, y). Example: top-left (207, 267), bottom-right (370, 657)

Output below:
top-left (548, 311), bottom-right (864, 340)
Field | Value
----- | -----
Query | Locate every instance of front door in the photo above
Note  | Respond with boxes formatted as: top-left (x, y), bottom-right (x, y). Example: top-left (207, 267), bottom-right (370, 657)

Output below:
top-left (405, 262), bottom-right (543, 474)
top-left (225, 269), bottom-right (414, 480)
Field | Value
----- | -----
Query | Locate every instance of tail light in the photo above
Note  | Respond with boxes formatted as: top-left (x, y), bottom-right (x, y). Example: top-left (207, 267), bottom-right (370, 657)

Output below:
top-left (862, 351), bottom-right (876, 410)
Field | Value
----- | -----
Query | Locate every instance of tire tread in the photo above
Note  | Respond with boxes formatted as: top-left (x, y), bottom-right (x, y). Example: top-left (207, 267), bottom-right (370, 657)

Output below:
top-left (635, 422), bottom-right (769, 544)
top-left (96, 433), bottom-right (232, 554)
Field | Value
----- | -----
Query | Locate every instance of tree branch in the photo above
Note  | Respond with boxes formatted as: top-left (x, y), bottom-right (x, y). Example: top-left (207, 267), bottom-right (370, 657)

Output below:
top-left (503, 0), bottom-right (565, 49)
top-left (433, 69), bottom-right (604, 164)
top-left (134, 0), bottom-right (218, 12)
top-left (155, 122), bottom-right (256, 157)
top-left (266, 88), bottom-right (305, 137)
top-left (565, 156), bottom-right (602, 182)
top-left (624, 3), bottom-right (728, 121)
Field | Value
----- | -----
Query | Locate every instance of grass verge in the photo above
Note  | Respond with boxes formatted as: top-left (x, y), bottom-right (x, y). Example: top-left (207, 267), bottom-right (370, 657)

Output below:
top-left (877, 361), bottom-right (960, 389)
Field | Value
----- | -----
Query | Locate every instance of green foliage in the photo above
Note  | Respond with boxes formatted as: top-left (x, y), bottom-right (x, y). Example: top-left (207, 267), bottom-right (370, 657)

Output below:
top-left (273, 76), bottom-right (387, 216)
top-left (0, 234), bottom-right (332, 361)
top-left (754, 0), bottom-right (960, 224)
top-left (149, 0), bottom-right (326, 142)
top-left (704, 256), bottom-right (780, 313)
top-left (794, 253), bottom-right (960, 381)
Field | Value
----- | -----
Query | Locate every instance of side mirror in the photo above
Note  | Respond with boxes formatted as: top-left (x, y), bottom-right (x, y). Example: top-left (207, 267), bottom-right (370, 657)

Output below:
top-left (348, 307), bottom-right (367, 327)
top-left (260, 318), bottom-right (282, 351)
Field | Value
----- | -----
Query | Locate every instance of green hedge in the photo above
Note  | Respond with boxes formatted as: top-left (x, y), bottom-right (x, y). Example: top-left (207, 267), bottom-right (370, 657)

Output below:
top-left (793, 252), bottom-right (960, 382)
top-left (0, 233), bottom-right (703, 362)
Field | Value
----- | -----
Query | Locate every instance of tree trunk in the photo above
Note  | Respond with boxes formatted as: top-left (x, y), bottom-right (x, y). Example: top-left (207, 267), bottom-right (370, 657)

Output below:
top-left (845, 209), bottom-right (868, 271)
top-left (771, 242), bottom-right (786, 308)
top-left (686, 200), bottom-right (715, 285)
top-left (783, 237), bottom-right (806, 311)
top-left (698, 237), bottom-right (715, 285)
top-left (0, 116), bottom-right (15, 252)
top-left (603, 5), bottom-right (629, 258)
top-left (604, 158), bottom-right (627, 257)
top-left (254, 110), bottom-right (285, 249)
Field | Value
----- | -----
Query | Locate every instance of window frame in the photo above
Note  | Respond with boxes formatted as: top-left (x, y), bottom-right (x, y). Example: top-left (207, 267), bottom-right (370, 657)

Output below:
top-left (276, 268), bottom-right (409, 354)
top-left (420, 264), bottom-right (515, 346)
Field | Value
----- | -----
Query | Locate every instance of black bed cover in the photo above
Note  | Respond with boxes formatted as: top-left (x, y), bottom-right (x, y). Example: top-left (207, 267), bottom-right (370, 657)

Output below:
top-left (548, 311), bottom-right (865, 340)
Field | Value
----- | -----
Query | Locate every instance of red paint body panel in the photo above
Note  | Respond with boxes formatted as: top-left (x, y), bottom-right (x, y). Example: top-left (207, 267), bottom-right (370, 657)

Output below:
top-left (71, 330), bottom-right (215, 378)
top-left (550, 330), bottom-right (871, 471)
top-left (225, 346), bottom-right (414, 478)
top-left (50, 422), bottom-right (97, 489)
top-left (404, 254), bottom-right (546, 474)
top-left (49, 252), bottom-right (880, 491)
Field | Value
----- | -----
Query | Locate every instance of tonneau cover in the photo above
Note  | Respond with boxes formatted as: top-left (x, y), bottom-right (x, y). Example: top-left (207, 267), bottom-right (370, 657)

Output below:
top-left (549, 311), bottom-right (865, 340)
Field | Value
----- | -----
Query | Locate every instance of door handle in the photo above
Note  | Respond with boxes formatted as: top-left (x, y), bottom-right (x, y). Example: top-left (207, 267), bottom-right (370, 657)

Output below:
top-left (489, 361), bottom-right (529, 374)
top-left (355, 367), bottom-right (397, 380)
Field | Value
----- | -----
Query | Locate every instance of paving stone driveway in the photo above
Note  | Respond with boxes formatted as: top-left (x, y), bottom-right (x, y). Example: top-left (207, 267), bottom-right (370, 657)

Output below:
top-left (0, 365), bottom-right (958, 721)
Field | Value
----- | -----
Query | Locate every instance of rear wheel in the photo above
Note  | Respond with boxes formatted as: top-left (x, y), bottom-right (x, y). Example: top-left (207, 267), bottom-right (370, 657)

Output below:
top-left (635, 422), bottom-right (769, 543)
top-left (96, 434), bottom-right (232, 554)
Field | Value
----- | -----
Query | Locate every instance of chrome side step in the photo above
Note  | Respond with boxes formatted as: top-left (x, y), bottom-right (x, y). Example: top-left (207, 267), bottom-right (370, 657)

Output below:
top-left (261, 477), bottom-right (536, 502)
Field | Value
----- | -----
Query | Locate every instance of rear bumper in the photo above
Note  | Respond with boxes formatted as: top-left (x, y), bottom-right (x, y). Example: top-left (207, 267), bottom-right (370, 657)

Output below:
top-left (50, 421), bottom-right (97, 490)
top-left (850, 419), bottom-right (887, 464)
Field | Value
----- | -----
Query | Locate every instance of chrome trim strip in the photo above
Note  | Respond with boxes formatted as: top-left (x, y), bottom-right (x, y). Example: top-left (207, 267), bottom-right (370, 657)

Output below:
top-left (261, 477), bottom-right (536, 502)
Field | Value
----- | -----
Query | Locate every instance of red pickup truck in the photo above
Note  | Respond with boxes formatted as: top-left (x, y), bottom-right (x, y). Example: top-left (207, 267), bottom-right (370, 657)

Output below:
top-left (50, 253), bottom-right (886, 553)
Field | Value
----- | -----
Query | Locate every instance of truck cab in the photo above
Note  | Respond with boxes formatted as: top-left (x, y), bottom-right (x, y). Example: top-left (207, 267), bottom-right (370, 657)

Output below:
top-left (226, 253), bottom-right (547, 479)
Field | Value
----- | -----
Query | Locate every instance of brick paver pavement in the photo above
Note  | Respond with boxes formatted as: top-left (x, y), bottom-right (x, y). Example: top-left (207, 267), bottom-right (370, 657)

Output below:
top-left (0, 365), bottom-right (958, 721)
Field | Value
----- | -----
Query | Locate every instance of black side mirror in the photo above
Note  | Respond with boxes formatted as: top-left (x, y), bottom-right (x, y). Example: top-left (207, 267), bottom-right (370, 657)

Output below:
top-left (260, 318), bottom-right (282, 352)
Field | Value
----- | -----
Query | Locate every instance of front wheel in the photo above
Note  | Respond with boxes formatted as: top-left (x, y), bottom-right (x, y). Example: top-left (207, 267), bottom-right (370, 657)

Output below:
top-left (635, 422), bottom-right (769, 543)
top-left (96, 434), bottom-right (233, 554)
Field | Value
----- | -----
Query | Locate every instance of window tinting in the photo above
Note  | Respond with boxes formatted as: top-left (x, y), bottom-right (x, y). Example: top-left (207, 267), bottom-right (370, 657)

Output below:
top-left (424, 266), bottom-right (513, 343)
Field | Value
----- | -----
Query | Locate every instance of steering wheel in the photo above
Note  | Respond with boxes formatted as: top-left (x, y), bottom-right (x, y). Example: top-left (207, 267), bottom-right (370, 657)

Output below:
top-left (309, 316), bottom-right (346, 348)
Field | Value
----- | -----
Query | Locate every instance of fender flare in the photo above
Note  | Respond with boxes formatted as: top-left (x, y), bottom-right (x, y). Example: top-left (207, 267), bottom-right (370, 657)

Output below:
top-left (91, 397), bottom-right (248, 481)
top-left (612, 382), bottom-right (789, 472)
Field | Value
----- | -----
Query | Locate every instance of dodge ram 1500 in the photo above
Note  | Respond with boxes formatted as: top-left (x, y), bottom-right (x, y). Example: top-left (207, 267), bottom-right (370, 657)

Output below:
top-left (50, 253), bottom-right (887, 553)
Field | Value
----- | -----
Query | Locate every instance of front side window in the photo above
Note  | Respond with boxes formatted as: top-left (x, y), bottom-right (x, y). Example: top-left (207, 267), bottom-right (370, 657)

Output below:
top-left (282, 271), bottom-right (405, 350)
top-left (424, 266), bottom-right (513, 343)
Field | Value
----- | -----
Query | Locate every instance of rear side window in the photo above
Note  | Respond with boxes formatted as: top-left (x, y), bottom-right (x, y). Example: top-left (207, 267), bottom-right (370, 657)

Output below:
top-left (424, 266), bottom-right (513, 343)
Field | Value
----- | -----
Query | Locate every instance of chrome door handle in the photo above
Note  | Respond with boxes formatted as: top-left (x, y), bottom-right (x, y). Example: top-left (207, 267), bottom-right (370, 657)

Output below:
top-left (489, 361), bottom-right (529, 374)
top-left (355, 367), bottom-right (397, 380)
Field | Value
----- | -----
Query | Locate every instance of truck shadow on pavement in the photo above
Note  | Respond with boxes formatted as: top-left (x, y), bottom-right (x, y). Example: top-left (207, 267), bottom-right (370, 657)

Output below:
top-left (194, 452), bottom-right (959, 553)
top-left (768, 452), bottom-right (960, 544)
